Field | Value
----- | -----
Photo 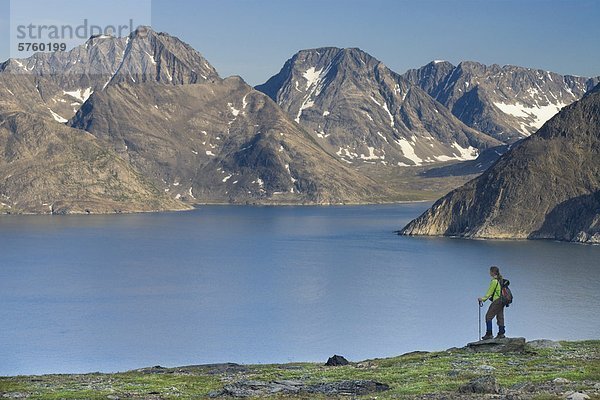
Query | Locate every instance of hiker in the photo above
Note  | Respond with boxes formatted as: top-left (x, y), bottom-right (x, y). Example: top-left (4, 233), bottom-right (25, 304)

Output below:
top-left (478, 265), bottom-right (506, 340)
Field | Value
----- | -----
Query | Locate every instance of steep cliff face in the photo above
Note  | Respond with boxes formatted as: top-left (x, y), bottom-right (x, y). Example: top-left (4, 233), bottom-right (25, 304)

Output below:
top-left (399, 84), bottom-right (600, 244)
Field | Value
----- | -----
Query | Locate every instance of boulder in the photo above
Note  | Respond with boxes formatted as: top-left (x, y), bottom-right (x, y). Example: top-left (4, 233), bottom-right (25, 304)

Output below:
top-left (565, 392), bottom-right (590, 400)
top-left (459, 375), bottom-right (500, 394)
top-left (527, 339), bottom-right (562, 349)
top-left (325, 354), bottom-right (349, 366)
top-left (466, 337), bottom-right (526, 353)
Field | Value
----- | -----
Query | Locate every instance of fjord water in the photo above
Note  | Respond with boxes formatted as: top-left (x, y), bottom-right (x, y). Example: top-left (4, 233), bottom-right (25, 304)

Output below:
top-left (1, 204), bottom-right (599, 376)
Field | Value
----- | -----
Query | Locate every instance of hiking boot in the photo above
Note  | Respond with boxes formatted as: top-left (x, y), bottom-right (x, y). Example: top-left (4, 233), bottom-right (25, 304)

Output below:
top-left (481, 332), bottom-right (493, 340)
top-left (495, 333), bottom-right (505, 339)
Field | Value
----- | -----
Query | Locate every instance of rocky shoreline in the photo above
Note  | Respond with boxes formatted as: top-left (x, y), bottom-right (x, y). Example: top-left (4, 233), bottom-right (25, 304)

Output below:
top-left (1, 339), bottom-right (599, 399)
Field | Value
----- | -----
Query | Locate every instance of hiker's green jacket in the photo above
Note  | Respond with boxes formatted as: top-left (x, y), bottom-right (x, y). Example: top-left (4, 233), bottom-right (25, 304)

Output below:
top-left (483, 278), bottom-right (501, 302)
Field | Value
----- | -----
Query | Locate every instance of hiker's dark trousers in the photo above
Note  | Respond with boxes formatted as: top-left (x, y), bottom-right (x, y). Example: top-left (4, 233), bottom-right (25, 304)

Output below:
top-left (486, 298), bottom-right (505, 326)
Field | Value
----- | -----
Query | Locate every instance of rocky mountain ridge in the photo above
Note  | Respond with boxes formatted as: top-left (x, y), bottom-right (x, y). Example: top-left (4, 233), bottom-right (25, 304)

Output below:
top-left (69, 76), bottom-right (388, 204)
top-left (256, 47), bottom-right (501, 167)
top-left (1, 27), bottom-right (598, 214)
top-left (403, 60), bottom-right (598, 142)
top-left (399, 83), bottom-right (600, 243)
top-left (1, 28), bottom-right (394, 213)
top-left (0, 26), bottom-right (219, 123)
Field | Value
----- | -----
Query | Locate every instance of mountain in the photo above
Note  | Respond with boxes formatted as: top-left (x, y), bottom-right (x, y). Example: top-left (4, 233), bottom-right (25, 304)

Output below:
top-left (0, 111), bottom-right (187, 214)
top-left (399, 84), bottom-right (600, 244)
top-left (1, 28), bottom-right (389, 211)
top-left (403, 61), bottom-right (599, 143)
top-left (68, 76), bottom-right (388, 204)
top-left (256, 48), bottom-right (501, 167)
top-left (0, 26), bottom-right (227, 213)
top-left (0, 26), bottom-right (219, 123)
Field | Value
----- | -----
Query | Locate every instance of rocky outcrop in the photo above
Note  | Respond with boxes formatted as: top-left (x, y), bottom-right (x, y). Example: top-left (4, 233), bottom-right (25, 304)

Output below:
top-left (466, 337), bottom-right (526, 353)
top-left (210, 379), bottom-right (390, 397)
top-left (458, 375), bottom-right (500, 394)
top-left (527, 339), bottom-right (562, 350)
top-left (399, 84), bottom-right (600, 243)
top-left (257, 47), bottom-right (500, 167)
top-left (403, 60), bottom-right (599, 142)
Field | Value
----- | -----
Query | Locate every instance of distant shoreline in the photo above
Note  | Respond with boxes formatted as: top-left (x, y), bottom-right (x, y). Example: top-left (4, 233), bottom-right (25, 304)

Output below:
top-left (0, 199), bottom-right (433, 216)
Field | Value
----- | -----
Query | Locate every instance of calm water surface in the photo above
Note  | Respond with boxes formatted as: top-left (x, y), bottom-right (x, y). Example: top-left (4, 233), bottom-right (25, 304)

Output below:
top-left (1, 204), bottom-right (599, 376)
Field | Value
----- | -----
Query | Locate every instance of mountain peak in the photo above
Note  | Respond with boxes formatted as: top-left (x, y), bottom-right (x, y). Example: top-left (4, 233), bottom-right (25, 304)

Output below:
top-left (105, 25), bottom-right (219, 85)
top-left (131, 25), bottom-right (154, 37)
top-left (428, 60), bottom-right (454, 67)
top-left (257, 47), bottom-right (499, 168)
top-left (403, 60), bottom-right (599, 142)
top-left (292, 47), bottom-right (379, 66)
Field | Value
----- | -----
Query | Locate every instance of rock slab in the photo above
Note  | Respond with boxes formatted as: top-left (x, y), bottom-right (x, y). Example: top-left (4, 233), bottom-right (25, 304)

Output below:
top-left (459, 375), bottom-right (500, 394)
top-left (527, 339), bottom-right (562, 349)
top-left (210, 379), bottom-right (389, 398)
top-left (466, 337), bottom-right (526, 353)
top-left (566, 392), bottom-right (591, 400)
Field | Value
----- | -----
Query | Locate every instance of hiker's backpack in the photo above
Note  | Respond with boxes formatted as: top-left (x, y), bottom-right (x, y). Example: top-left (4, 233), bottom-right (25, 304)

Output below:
top-left (500, 279), bottom-right (513, 307)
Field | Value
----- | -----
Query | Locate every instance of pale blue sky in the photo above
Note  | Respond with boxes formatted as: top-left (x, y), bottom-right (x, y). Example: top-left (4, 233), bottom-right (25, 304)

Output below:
top-left (1, 0), bottom-right (599, 85)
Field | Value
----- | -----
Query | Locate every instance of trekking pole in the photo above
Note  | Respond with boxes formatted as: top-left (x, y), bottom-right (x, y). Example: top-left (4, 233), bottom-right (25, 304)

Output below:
top-left (478, 300), bottom-right (483, 340)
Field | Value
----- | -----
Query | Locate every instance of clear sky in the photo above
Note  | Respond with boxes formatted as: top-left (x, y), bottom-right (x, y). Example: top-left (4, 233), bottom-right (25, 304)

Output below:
top-left (1, 0), bottom-right (599, 85)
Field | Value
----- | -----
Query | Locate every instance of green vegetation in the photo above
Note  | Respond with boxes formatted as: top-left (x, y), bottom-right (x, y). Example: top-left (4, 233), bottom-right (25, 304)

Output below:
top-left (1, 341), bottom-right (599, 399)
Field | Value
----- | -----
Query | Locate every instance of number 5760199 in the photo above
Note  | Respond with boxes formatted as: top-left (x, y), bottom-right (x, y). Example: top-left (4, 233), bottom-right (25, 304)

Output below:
top-left (17, 42), bottom-right (67, 52)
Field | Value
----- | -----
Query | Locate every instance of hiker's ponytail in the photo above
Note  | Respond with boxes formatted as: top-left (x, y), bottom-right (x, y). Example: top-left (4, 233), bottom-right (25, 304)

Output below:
top-left (490, 265), bottom-right (503, 282)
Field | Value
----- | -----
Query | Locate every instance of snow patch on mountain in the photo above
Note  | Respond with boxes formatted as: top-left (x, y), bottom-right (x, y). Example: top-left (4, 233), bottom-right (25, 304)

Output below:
top-left (370, 95), bottom-right (394, 127)
top-left (48, 108), bottom-right (67, 123)
top-left (295, 67), bottom-right (327, 123)
top-left (303, 67), bottom-right (322, 89)
top-left (228, 103), bottom-right (240, 117)
top-left (493, 101), bottom-right (567, 134)
top-left (63, 87), bottom-right (93, 103)
top-left (360, 146), bottom-right (384, 160)
top-left (395, 137), bottom-right (423, 166)
top-left (435, 142), bottom-right (479, 161)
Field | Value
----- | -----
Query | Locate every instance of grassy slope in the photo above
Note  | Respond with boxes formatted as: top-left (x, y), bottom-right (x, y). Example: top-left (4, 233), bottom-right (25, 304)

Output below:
top-left (0, 341), bottom-right (599, 399)
top-left (358, 163), bottom-right (480, 202)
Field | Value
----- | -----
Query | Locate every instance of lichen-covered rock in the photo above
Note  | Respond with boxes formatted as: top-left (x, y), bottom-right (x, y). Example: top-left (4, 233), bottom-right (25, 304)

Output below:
top-left (466, 337), bottom-right (526, 353)
top-left (210, 379), bottom-right (389, 398)
top-left (458, 375), bottom-right (500, 394)
top-left (528, 339), bottom-right (562, 350)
